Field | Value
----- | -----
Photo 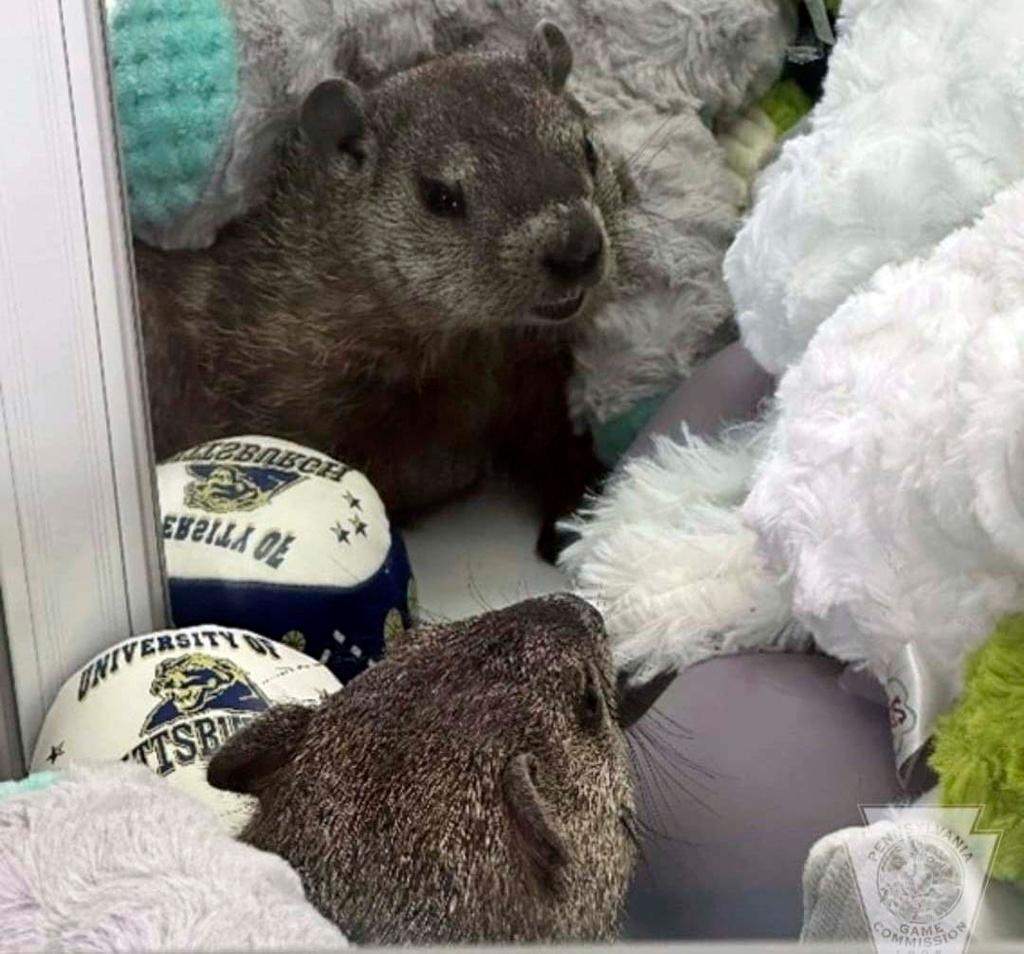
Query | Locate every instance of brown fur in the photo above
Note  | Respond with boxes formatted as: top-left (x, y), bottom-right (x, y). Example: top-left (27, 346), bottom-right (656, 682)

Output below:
top-left (208, 594), bottom-right (637, 944)
top-left (136, 32), bottom-right (629, 524)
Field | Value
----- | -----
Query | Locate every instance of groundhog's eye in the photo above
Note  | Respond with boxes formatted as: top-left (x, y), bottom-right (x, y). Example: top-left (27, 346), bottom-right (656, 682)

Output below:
top-left (583, 133), bottom-right (599, 176)
top-left (579, 668), bottom-right (605, 731)
top-left (419, 177), bottom-right (466, 218)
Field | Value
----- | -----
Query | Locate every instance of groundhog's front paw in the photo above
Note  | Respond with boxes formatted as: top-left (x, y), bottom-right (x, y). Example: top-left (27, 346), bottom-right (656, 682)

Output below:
top-left (536, 521), bottom-right (582, 566)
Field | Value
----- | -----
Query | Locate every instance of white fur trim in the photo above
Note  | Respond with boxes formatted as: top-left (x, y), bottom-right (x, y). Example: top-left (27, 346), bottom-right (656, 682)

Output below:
top-left (0, 763), bottom-right (345, 951)
top-left (745, 180), bottom-right (1024, 703)
top-left (561, 423), bottom-right (806, 683)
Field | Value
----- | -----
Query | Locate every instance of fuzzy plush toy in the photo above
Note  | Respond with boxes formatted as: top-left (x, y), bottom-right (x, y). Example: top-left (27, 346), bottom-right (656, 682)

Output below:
top-left (726, 0), bottom-right (1024, 373)
top-left (563, 0), bottom-right (1024, 775)
top-left (111, 0), bottom-right (795, 249)
top-left (109, 0), bottom-right (340, 250)
top-left (744, 175), bottom-right (1024, 769)
top-left (0, 763), bottom-right (346, 951)
top-left (783, 614), bottom-right (1024, 946)
top-left (716, 0), bottom-right (835, 208)
top-left (563, 422), bottom-right (802, 684)
top-left (108, 0), bottom-right (797, 435)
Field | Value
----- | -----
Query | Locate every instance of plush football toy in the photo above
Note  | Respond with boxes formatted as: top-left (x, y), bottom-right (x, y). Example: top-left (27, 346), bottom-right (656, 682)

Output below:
top-left (157, 435), bottom-right (415, 685)
top-left (30, 626), bottom-right (341, 832)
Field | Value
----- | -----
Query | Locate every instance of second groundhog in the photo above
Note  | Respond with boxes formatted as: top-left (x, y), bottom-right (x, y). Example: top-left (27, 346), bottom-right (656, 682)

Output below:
top-left (136, 22), bottom-right (630, 534)
top-left (208, 594), bottom-right (637, 944)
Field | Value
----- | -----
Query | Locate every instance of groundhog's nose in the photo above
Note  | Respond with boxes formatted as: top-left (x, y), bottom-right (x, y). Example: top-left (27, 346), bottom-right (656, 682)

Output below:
top-left (542, 212), bottom-right (604, 286)
top-left (501, 594), bottom-right (607, 641)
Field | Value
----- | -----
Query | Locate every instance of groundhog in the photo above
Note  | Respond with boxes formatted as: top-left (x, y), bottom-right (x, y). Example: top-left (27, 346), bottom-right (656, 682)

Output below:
top-left (136, 23), bottom-right (630, 541)
top-left (207, 594), bottom-right (637, 944)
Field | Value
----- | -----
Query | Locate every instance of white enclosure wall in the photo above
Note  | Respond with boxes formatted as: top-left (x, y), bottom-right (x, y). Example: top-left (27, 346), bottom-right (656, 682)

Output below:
top-left (0, 0), bottom-right (166, 771)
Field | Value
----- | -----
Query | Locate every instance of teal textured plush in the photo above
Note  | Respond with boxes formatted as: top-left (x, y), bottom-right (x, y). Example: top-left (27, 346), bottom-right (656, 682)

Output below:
top-left (0, 770), bottom-right (61, 804)
top-left (592, 391), bottom-right (672, 466)
top-left (110, 0), bottom-right (239, 230)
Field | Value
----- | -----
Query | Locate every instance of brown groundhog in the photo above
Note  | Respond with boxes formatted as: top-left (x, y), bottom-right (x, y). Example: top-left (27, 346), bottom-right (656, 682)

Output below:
top-left (207, 594), bottom-right (637, 944)
top-left (135, 23), bottom-right (630, 540)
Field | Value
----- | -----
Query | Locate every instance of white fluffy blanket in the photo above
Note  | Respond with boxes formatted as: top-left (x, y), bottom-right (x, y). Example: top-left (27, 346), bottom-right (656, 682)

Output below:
top-left (748, 177), bottom-right (1024, 713)
top-left (564, 0), bottom-right (1024, 713)
top-left (738, 0), bottom-right (1024, 704)
top-left (562, 423), bottom-right (805, 682)
top-left (726, 0), bottom-right (1024, 374)
top-left (0, 765), bottom-right (346, 952)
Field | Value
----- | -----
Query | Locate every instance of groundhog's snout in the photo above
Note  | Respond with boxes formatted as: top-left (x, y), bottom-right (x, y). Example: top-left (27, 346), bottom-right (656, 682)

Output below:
top-left (505, 593), bottom-right (606, 637)
top-left (542, 210), bottom-right (605, 287)
top-left (531, 207), bottom-right (607, 323)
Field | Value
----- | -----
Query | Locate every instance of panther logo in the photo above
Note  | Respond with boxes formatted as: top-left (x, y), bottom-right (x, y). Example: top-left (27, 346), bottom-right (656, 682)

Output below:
top-left (141, 653), bottom-right (270, 734)
top-left (184, 464), bottom-right (303, 514)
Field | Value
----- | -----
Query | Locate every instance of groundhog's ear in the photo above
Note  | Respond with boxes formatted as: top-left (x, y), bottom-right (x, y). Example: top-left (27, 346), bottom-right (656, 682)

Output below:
top-left (207, 704), bottom-right (313, 795)
top-left (300, 79), bottom-right (368, 165)
top-left (503, 753), bottom-right (572, 894)
top-left (528, 21), bottom-right (573, 94)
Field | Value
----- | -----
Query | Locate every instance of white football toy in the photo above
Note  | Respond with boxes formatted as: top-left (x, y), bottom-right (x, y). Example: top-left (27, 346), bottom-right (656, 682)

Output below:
top-left (31, 626), bottom-right (340, 832)
top-left (158, 435), bottom-right (415, 683)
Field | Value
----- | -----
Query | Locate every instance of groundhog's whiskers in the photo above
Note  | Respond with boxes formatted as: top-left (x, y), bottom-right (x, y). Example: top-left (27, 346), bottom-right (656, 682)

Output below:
top-left (623, 116), bottom-right (678, 181)
top-left (625, 703), bottom-right (720, 859)
top-left (625, 732), bottom-right (686, 850)
top-left (466, 573), bottom-right (498, 614)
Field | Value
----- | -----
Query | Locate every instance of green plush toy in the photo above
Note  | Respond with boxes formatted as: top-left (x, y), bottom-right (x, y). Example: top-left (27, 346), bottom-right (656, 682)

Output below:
top-left (717, 0), bottom-right (839, 206)
top-left (931, 615), bottom-right (1024, 883)
top-left (717, 80), bottom-right (814, 207)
